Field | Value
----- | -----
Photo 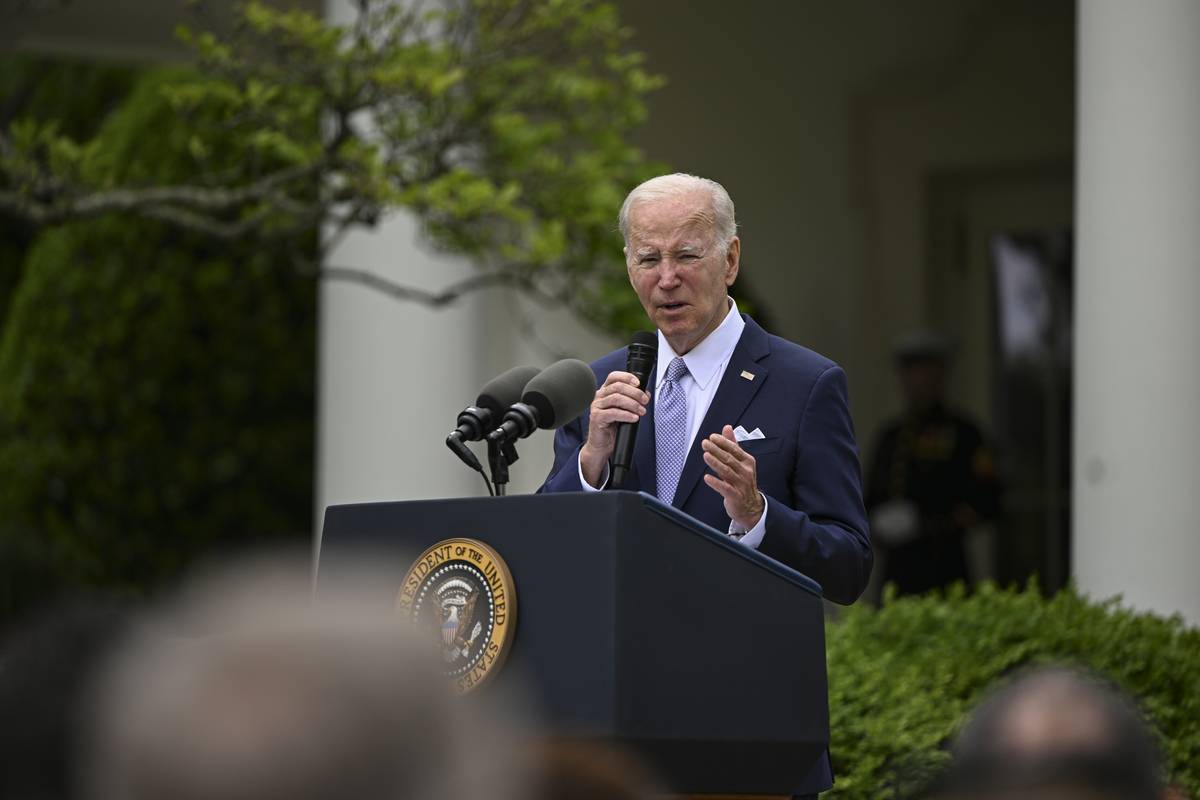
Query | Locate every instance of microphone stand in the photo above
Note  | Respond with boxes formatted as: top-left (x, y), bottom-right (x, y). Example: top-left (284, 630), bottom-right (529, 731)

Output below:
top-left (487, 437), bottom-right (520, 496)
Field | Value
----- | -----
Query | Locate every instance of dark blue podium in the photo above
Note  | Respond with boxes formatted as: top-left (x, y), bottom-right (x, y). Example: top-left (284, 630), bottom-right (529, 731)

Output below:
top-left (317, 490), bottom-right (828, 795)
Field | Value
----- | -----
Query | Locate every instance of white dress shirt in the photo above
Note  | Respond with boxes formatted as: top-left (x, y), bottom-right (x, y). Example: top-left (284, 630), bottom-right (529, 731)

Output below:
top-left (578, 298), bottom-right (768, 549)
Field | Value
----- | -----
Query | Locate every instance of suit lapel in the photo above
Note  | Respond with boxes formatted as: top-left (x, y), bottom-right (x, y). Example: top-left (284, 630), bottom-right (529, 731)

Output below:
top-left (671, 316), bottom-right (771, 508)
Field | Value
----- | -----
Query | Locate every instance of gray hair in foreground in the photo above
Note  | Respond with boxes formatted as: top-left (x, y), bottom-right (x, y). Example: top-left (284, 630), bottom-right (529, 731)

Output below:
top-left (618, 173), bottom-right (738, 249)
top-left (82, 552), bottom-right (527, 800)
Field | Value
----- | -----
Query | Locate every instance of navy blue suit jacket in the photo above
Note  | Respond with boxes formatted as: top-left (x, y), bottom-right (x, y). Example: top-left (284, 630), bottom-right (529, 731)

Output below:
top-left (538, 316), bottom-right (871, 795)
top-left (539, 315), bottom-right (873, 606)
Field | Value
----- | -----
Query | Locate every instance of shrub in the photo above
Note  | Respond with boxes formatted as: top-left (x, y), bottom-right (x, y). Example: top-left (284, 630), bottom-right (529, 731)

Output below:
top-left (0, 55), bottom-right (140, 324)
top-left (0, 68), bottom-right (314, 623)
top-left (826, 583), bottom-right (1200, 798)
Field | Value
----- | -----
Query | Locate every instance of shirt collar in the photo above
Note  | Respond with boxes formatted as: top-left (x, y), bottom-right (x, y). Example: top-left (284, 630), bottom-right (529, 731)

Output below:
top-left (656, 297), bottom-right (745, 390)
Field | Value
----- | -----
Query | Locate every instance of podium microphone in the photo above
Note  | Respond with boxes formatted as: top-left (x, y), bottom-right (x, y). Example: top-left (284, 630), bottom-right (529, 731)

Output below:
top-left (610, 331), bottom-right (657, 489)
top-left (446, 365), bottom-right (540, 470)
top-left (487, 359), bottom-right (596, 443)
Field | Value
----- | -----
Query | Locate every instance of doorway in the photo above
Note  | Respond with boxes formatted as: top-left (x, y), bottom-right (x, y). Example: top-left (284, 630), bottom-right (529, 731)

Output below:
top-left (926, 164), bottom-right (1074, 593)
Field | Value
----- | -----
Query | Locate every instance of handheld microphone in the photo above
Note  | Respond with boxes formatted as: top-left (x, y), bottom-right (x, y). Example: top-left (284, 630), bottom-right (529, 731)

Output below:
top-left (487, 359), bottom-right (596, 444)
top-left (610, 331), bottom-right (657, 489)
top-left (446, 365), bottom-right (540, 470)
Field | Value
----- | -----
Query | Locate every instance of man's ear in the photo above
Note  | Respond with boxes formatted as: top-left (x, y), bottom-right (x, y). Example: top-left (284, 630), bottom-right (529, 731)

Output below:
top-left (724, 237), bottom-right (741, 286)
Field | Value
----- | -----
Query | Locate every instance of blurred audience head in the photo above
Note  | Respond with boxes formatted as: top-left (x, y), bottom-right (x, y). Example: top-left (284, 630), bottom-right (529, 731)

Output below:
top-left (0, 597), bottom-right (133, 800)
top-left (530, 740), bottom-right (664, 800)
top-left (82, 551), bottom-right (522, 800)
top-left (937, 665), bottom-right (1166, 800)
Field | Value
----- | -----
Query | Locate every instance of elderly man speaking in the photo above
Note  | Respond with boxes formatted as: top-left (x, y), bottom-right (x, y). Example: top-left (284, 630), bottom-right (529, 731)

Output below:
top-left (538, 173), bottom-right (872, 795)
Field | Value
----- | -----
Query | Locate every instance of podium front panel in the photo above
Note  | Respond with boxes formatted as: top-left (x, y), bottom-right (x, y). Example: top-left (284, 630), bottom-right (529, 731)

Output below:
top-left (317, 491), bottom-right (829, 794)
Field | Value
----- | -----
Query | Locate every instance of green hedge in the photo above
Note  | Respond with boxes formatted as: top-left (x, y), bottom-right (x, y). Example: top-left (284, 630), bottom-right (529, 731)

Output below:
top-left (0, 67), bottom-right (315, 623)
top-left (825, 583), bottom-right (1200, 798)
top-left (0, 55), bottom-right (140, 328)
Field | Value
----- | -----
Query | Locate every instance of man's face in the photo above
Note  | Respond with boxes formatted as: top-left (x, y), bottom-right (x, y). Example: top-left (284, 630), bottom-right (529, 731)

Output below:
top-left (898, 358), bottom-right (946, 412)
top-left (625, 191), bottom-right (740, 355)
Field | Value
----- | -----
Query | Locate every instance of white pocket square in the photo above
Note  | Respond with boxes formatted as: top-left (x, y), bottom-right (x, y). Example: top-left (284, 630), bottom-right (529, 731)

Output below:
top-left (733, 425), bottom-right (765, 442)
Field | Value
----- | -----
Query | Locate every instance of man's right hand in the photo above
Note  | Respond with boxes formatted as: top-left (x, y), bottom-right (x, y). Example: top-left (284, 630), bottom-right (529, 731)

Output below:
top-left (579, 370), bottom-right (649, 487)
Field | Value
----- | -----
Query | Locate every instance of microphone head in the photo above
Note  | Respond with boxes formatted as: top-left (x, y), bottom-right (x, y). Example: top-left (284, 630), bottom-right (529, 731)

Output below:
top-left (630, 330), bottom-right (657, 349)
top-left (626, 330), bottom-right (657, 380)
top-left (521, 359), bottom-right (597, 430)
top-left (476, 365), bottom-right (541, 415)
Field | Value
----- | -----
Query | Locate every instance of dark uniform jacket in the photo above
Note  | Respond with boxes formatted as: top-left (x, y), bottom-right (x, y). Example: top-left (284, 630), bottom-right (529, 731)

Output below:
top-left (866, 404), bottom-right (1000, 595)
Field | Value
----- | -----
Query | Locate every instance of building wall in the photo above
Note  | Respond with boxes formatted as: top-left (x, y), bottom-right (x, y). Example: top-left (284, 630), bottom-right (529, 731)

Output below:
top-left (2, 0), bottom-right (324, 61)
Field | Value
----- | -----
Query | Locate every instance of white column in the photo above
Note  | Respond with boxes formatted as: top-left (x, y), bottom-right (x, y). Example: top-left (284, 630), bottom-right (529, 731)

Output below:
top-left (316, 214), bottom-right (488, 516)
top-left (315, 1), bottom-right (489, 549)
top-left (1074, 0), bottom-right (1200, 623)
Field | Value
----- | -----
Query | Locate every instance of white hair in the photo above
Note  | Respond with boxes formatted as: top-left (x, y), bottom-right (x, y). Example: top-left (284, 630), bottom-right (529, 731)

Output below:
top-left (83, 554), bottom-right (527, 800)
top-left (618, 173), bottom-right (738, 249)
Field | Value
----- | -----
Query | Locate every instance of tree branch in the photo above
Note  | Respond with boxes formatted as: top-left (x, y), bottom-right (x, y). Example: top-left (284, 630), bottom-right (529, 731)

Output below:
top-left (138, 204), bottom-right (274, 240)
top-left (0, 157), bottom-right (327, 225)
top-left (320, 264), bottom-right (560, 307)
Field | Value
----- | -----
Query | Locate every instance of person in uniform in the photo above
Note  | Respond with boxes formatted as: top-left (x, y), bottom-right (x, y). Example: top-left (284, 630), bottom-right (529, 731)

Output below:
top-left (865, 333), bottom-right (1000, 596)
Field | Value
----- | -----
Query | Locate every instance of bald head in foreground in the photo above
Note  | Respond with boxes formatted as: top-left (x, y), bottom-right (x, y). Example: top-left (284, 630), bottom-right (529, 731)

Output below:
top-left (939, 666), bottom-right (1167, 800)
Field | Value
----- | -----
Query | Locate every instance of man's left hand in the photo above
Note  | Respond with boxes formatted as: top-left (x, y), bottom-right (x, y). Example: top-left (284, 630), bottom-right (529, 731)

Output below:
top-left (702, 424), bottom-right (765, 529)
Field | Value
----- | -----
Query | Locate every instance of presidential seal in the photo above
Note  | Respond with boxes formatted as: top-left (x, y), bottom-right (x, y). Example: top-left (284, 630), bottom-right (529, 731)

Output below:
top-left (396, 538), bottom-right (516, 693)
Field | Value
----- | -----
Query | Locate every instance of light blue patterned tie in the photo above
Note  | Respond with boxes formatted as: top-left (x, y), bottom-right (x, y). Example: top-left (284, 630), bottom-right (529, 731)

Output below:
top-left (656, 356), bottom-right (690, 505)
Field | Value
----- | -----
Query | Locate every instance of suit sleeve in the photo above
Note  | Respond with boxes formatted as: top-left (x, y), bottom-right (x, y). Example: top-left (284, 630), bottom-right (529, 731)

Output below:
top-left (757, 365), bottom-right (874, 605)
top-left (536, 414), bottom-right (587, 493)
